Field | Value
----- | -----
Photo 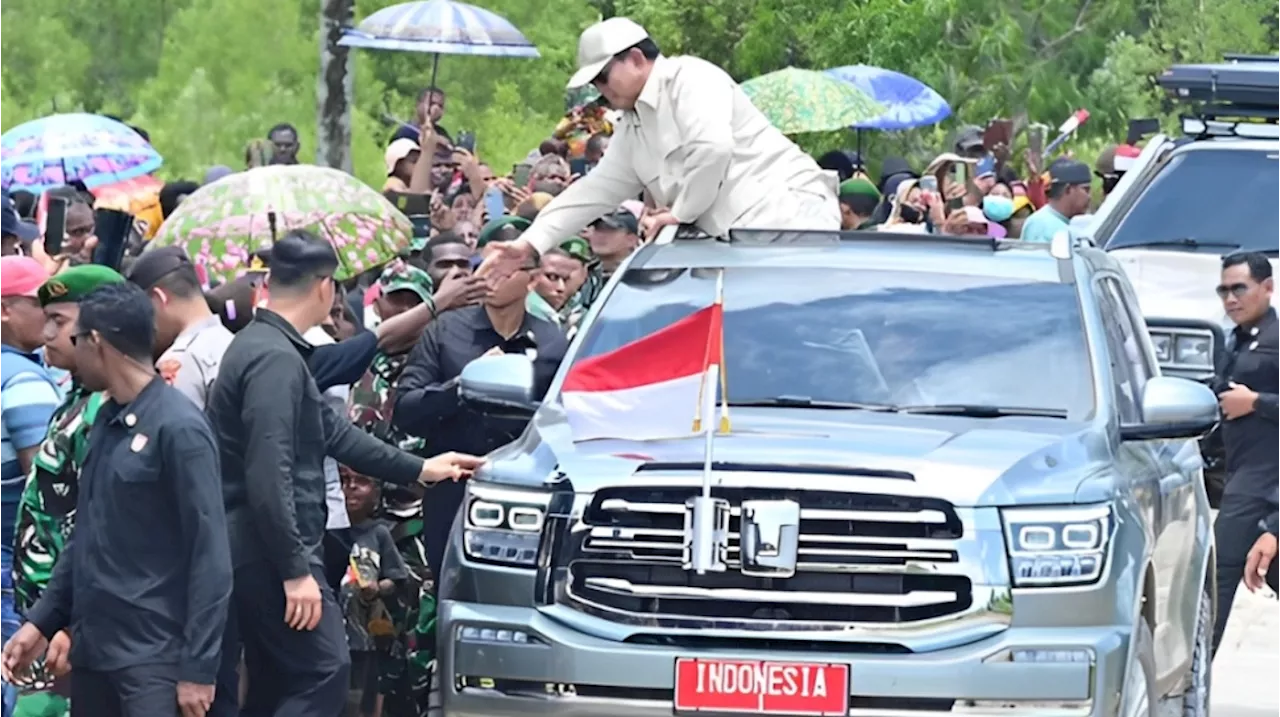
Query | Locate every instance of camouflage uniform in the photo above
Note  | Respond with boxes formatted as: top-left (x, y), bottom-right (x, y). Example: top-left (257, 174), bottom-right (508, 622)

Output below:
top-left (12, 384), bottom-right (104, 697)
top-left (564, 261), bottom-right (607, 339)
top-left (346, 262), bottom-right (434, 717)
top-left (12, 265), bottom-right (124, 716)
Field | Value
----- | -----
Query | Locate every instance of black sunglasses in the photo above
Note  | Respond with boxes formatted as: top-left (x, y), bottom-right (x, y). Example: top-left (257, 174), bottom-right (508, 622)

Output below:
top-left (592, 57), bottom-right (618, 86)
top-left (1215, 282), bottom-right (1252, 299)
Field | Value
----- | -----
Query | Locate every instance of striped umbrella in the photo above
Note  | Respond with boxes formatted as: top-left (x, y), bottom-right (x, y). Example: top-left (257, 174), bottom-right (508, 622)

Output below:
top-left (339, 0), bottom-right (539, 87)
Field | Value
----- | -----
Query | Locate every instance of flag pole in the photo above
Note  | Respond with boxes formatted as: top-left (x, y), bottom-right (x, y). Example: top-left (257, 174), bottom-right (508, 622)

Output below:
top-left (686, 270), bottom-right (728, 575)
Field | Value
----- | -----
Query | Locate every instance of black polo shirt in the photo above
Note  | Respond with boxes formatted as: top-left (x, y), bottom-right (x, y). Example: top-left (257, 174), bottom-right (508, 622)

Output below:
top-left (26, 378), bottom-right (231, 684)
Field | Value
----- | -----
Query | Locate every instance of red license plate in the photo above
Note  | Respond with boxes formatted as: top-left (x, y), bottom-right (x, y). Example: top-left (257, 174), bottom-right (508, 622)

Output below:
top-left (674, 658), bottom-right (850, 715)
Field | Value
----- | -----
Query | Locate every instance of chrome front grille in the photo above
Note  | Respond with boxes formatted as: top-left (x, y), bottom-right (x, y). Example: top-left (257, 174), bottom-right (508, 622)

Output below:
top-left (559, 486), bottom-right (974, 627)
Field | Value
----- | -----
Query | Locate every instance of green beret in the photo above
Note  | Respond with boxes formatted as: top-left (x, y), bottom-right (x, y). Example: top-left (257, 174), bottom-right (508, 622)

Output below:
top-left (839, 177), bottom-right (880, 200)
top-left (39, 265), bottom-right (126, 307)
top-left (476, 215), bottom-right (532, 248)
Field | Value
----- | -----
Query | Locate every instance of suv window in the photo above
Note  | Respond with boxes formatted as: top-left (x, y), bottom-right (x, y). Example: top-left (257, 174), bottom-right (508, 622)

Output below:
top-left (569, 267), bottom-right (1096, 418)
top-left (1103, 147), bottom-right (1279, 254)
top-left (1094, 277), bottom-right (1150, 422)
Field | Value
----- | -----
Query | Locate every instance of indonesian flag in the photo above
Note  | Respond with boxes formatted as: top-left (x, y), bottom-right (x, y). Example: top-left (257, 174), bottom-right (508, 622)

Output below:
top-left (1114, 144), bottom-right (1141, 172)
top-left (563, 293), bottom-right (729, 442)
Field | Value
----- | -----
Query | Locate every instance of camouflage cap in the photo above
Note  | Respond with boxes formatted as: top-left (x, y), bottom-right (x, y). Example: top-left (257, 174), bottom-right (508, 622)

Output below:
top-left (559, 236), bottom-right (592, 263)
top-left (39, 264), bottom-right (126, 307)
top-left (378, 261), bottom-right (433, 304)
top-left (476, 215), bottom-right (532, 248)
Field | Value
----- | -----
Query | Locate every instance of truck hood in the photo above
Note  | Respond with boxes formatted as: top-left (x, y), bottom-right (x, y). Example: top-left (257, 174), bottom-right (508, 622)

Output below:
top-left (1110, 248), bottom-right (1277, 328)
top-left (487, 406), bottom-right (1110, 508)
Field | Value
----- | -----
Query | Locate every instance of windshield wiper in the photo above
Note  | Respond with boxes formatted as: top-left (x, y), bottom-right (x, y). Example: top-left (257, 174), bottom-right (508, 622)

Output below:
top-left (1132, 238), bottom-right (1241, 251)
top-left (893, 404), bottom-right (1068, 419)
top-left (730, 397), bottom-right (1068, 419)
top-left (728, 396), bottom-right (898, 411)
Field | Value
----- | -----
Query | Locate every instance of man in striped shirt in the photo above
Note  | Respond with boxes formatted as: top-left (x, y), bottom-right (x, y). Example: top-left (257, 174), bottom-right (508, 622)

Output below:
top-left (1, 257), bottom-right (61, 717)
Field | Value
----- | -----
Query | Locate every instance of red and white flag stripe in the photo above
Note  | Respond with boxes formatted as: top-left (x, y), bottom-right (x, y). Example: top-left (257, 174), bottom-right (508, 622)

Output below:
top-left (563, 272), bottom-right (729, 442)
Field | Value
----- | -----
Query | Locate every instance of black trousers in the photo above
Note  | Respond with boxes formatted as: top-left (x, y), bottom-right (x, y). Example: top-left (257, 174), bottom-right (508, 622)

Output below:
top-left (70, 663), bottom-right (181, 717)
top-left (208, 561), bottom-right (350, 717)
top-left (1212, 491), bottom-right (1279, 656)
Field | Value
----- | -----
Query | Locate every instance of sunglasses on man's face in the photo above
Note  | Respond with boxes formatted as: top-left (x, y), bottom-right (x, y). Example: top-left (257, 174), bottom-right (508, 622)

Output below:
top-left (592, 58), bottom-right (617, 87)
top-left (1216, 282), bottom-right (1253, 299)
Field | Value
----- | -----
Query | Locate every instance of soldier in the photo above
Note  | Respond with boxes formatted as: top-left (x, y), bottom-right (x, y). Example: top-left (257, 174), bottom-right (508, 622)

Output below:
top-left (346, 261), bottom-right (436, 717)
top-left (558, 236), bottom-right (601, 338)
top-left (10, 265), bottom-right (125, 715)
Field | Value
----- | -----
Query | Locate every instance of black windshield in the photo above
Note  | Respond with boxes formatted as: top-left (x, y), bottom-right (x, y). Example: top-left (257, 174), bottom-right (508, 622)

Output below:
top-left (568, 268), bottom-right (1095, 419)
top-left (1103, 148), bottom-right (1280, 253)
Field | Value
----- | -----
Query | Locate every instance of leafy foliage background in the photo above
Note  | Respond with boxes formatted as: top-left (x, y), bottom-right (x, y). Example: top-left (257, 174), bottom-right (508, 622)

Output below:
top-left (2, 0), bottom-right (1275, 186)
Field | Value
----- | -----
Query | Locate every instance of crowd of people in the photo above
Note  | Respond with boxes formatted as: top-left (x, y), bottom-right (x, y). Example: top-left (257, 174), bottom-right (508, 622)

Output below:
top-left (0, 15), bottom-right (1259, 717)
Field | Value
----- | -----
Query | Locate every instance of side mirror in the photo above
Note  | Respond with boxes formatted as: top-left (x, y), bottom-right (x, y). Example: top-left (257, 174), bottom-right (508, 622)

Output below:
top-left (459, 353), bottom-right (537, 417)
top-left (1120, 376), bottom-right (1219, 441)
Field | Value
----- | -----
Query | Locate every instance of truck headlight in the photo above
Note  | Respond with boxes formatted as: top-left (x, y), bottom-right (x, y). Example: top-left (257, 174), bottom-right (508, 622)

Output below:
top-left (1148, 329), bottom-right (1213, 370)
top-left (1001, 505), bottom-right (1111, 587)
top-left (463, 483), bottom-right (550, 567)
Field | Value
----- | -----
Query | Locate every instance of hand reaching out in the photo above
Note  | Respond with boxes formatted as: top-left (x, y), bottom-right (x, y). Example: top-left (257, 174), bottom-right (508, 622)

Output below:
top-left (419, 451), bottom-right (486, 485)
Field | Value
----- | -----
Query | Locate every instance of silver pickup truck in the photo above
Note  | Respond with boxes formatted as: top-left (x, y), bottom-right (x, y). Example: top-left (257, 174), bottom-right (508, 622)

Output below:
top-left (435, 228), bottom-right (1219, 717)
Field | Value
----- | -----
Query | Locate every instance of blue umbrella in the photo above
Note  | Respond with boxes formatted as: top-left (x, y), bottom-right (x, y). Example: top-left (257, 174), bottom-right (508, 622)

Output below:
top-left (825, 65), bottom-right (950, 131)
top-left (340, 0), bottom-right (538, 56)
top-left (1, 113), bottom-right (162, 193)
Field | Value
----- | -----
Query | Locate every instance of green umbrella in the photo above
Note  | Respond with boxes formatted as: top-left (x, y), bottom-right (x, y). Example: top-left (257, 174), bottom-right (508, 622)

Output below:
top-left (741, 66), bottom-right (885, 135)
top-left (148, 164), bottom-right (413, 285)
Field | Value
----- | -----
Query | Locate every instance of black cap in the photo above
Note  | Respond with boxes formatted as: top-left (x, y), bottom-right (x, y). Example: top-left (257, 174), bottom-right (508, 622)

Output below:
top-left (127, 246), bottom-right (196, 290)
top-left (270, 230), bottom-right (339, 284)
top-left (954, 125), bottom-right (984, 152)
top-left (1048, 158), bottom-right (1092, 186)
top-left (1, 193), bottom-right (38, 241)
top-left (877, 156), bottom-right (918, 193)
top-left (592, 209), bottom-right (639, 234)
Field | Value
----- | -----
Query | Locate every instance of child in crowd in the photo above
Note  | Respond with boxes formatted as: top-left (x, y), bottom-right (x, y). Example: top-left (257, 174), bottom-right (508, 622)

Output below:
top-left (340, 466), bottom-right (409, 717)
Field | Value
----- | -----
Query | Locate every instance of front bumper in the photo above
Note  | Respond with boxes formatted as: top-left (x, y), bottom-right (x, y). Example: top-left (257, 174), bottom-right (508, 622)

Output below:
top-left (439, 599), bottom-right (1128, 717)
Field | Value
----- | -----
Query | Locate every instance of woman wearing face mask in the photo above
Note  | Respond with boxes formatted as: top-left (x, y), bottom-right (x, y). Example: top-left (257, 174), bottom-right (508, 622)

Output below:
top-left (987, 182), bottom-right (1013, 199)
top-left (878, 179), bottom-right (944, 234)
top-left (982, 193), bottom-right (1017, 237)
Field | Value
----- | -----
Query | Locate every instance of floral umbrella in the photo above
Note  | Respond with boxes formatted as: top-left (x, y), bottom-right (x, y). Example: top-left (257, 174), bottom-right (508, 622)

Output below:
top-left (741, 67), bottom-right (885, 135)
top-left (147, 165), bottom-right (412, 285)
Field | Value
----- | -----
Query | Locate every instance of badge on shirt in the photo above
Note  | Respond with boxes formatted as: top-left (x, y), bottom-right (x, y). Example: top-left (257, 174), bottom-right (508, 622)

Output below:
top-left (158, 358), bottom-right (183, 385)
top-left (130, 433), bottom-right (149, 453)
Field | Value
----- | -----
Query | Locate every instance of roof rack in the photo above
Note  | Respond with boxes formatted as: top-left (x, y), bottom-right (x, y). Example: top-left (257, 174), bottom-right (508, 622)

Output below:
top-left (1223, 53), bottom-right (1279, 64)
top-left (723, 228), bottom-right (1023, 251)
top-left (1157, 59), bottom-right (1279, 109)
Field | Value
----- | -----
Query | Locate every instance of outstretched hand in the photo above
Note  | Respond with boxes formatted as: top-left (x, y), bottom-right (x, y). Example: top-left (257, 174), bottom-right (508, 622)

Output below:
top-left (475, 237), bottom-right (535, 279)
top-left (420, 451), bottom-right (486, 485)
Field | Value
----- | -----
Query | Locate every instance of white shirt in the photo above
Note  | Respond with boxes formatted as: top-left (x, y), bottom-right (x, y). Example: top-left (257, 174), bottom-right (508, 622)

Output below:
top-left (304, 326), bottom-right (351, 530)
top-left (521, 55), bottom-right (839, 253)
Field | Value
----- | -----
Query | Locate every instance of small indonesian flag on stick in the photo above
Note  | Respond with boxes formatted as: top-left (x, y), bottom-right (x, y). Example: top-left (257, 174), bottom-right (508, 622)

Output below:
top-left (563, 271), bottom-right (729, 442)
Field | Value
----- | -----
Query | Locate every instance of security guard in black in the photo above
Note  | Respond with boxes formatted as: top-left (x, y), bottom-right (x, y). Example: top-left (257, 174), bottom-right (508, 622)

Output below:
top-left (25, 377), bottom-right (232, 709)
top-left (1211, 252), bottom-right (1278, 653)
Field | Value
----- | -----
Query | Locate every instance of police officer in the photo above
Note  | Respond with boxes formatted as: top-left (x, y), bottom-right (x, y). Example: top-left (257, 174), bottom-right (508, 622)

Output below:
top-left (126, 246), bottom-right (234, 410)
top-left (1, 282), bottom-right (232, 716)
top-left (1211, 251), bottom-right (1278, 654)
